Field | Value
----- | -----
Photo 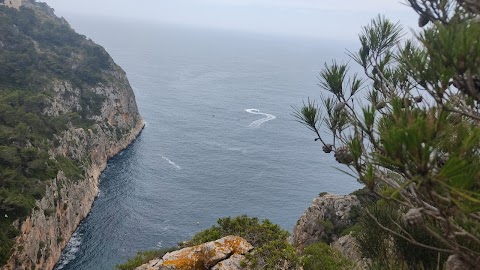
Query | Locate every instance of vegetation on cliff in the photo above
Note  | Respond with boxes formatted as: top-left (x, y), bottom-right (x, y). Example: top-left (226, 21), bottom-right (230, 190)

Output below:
top-left (294, 0), bottom-right (480, 268)
top-left (0, 1), bottom-right (131, 266)
top-left (117, 216), bottom-right (300, 270)
top-left (0, 3), bottom-right (112, 89)
top-left (0, 89), bottom-right (91, 263)
top-left (117, 216), bottom-right (355, 270)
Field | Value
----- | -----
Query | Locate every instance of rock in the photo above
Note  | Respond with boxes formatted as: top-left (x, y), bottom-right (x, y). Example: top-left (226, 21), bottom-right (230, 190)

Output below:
top-left (293, 193), bottom-right (360, 250)
top-left (332, 235), bottom-right (361, 262)
top-left (445, 255), bottom-right (471, 270)
top-left (136, 236), bottom-right (253, 270)
top-left (332, 235), bottom-right (368, 270)
top-left (211, 254), bottom-right (245, 270)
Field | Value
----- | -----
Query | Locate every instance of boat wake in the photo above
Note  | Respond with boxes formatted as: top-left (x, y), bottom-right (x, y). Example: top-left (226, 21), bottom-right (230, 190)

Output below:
top-left (161, 156), bottom-right (181, 170)
top-left (245, 109), bottom-right (276, 128)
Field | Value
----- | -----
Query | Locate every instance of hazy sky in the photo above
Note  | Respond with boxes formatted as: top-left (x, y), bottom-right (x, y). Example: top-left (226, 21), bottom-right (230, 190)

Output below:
top-left (41, 0), bottom-right (418, 39)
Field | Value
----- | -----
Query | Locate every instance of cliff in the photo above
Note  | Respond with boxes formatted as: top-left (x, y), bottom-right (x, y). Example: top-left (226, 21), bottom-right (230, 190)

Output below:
top-left (0, 2), bottom-right (143, 269)
top-left (293, 193), bottom-right (365, 269)
top-left (293, 193), bottom-right (360, 249)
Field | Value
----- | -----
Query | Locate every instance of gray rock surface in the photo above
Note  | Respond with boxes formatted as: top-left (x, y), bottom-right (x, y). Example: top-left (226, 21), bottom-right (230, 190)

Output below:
top-left (332, 235), bottom-right (369, 270)
top-left (293, 193), bottom-right (360, 250)
top-left (211, 254), bottom-right (245, 270)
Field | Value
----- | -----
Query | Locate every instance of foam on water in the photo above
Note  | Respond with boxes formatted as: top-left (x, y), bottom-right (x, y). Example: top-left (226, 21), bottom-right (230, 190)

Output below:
top-left (161, 155), bottom-right (181, 170)
top-left (54, 232), bottom-right (82, 270)
top-left (245, 108), bottom-right (276, 128)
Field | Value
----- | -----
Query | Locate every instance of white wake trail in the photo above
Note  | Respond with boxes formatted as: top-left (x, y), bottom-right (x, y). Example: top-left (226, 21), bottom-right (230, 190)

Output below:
top-left (245, 108), bottom-right (276, 128)
top-left (161, 156), bottom-right (181, 170)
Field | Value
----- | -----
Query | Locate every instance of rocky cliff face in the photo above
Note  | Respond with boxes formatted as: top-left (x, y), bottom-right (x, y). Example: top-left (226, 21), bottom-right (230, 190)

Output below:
top-left (293, 193), bottom-right (360, 250)
top-left (0, 2), bottom-right (144, 270)
top-left (3, 81), bottom-right (143, 270)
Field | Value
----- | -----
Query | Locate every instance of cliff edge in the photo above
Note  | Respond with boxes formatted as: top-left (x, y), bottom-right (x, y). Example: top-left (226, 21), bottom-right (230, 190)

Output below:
top-left (0, 1), bottom-right (144, 269)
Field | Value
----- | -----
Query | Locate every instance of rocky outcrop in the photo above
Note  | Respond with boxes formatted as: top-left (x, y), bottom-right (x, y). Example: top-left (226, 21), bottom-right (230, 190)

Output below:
top-left (293, 193), bottom-right (360, 250)
top-left (136, 236), bottom-right (253, 270)
top-left (332, 235), bottom-right (368, 270)
top-left (331, 235), bottom-right (361, 263)
top-left (211, 254), bottom-right (245, 270)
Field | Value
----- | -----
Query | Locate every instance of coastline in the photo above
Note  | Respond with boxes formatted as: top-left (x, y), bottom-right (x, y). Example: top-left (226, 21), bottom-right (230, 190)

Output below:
top-left (3, 119), bottom-right (145, 270)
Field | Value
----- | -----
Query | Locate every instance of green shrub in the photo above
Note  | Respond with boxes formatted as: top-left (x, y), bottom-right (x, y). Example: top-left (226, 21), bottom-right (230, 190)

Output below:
top-left (357, 202), bottom-right (448, 269)
top-left (0, 218), bottom-right (19, 265)
top-left (183, 215), bottom-right (300, 270)
top-left (115, 248), bottom-right (176, 270)
top-left (43, 208), bottom-right (55, 217)
top-left (0, 4), bottom-right (112, 89)
top-left (301, 242), bottom-right (353, 270)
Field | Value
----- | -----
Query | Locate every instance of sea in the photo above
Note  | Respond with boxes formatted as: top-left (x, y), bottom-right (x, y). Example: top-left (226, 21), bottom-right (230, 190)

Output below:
top-left (53, 15), bottom-right (362, 270)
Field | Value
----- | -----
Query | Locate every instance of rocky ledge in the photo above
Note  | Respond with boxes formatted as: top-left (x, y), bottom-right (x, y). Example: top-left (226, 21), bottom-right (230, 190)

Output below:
top-left (136, 236), bottom-right (254, 270)
top-left (293, 193), bottom-right (360, 250)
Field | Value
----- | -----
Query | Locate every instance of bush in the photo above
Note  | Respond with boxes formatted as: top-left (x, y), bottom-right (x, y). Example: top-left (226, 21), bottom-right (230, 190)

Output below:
top-left (115, 248), bottom-right (176, 270)
top-left (356, 201), bottom-right (448, 269)
top-left (301, 242), bottom-right (353, 270)
top-left (0, 219), bottom-right (19, 266)
top-left (0, 4), bottom-right (112, 89)
top-left (183, 215), bottom-right (299, 270)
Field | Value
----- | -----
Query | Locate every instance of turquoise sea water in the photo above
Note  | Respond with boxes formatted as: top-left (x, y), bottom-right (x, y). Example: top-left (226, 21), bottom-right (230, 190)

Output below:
top-left (54, 16), bottom-right (361, 270)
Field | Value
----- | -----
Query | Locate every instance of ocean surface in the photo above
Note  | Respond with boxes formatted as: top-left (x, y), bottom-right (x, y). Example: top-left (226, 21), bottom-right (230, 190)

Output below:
top-left (54, 16), bottom-right (361, 270)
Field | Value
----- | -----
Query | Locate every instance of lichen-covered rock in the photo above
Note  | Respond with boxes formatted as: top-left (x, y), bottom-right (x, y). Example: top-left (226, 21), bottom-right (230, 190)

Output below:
top-left (293, 193), bottom-right (360, 250)
top-left (136, 236), bottom-right (253, 270)
top-left (211, 254), bottom-right (245, 270)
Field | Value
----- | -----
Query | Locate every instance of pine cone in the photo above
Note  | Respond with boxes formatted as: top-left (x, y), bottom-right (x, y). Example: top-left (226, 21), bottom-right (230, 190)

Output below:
top-left (334, 102), bottom-right (346, 112)
top-left (418, 15), bottom-right (430, 27)
top-left (323, 144), bottom-right (333, 153)
top-left (403, 208), bottom-right (423, 226)
top-left (334, 146), bottom-right (354, 164)
top-left (375, 101), bottom-right (387, 110)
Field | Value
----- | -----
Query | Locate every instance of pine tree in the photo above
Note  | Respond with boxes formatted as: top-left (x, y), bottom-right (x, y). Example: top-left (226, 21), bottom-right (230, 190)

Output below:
top-left (295, 1), bottom-right (480, 268)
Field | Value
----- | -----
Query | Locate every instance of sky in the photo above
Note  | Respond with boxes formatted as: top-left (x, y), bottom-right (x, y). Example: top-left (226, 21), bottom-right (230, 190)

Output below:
top-left (41, 0), bottom-right (419, 40)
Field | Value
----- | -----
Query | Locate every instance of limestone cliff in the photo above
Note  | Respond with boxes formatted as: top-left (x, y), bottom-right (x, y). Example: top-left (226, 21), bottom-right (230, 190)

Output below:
top-left (0, 2), bottom-right (143, 270)
top-left (3, 80), bottom-right (144, 270)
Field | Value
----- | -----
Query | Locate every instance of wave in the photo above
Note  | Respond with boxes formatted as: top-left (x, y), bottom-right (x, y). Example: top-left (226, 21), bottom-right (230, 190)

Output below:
top-left (161, 156), bottom-right (181, 170)
top-left (54, 232), bottom-right (83, 270)
top-left (245, 108), bottom-right (276, 128)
